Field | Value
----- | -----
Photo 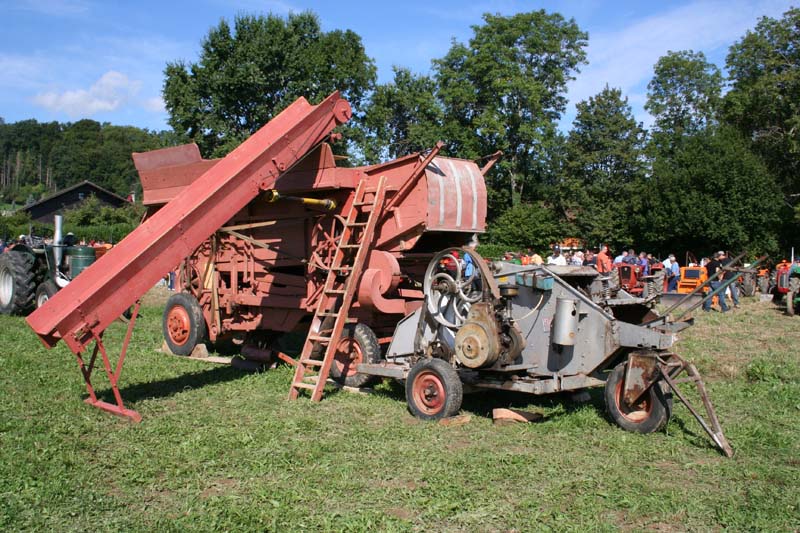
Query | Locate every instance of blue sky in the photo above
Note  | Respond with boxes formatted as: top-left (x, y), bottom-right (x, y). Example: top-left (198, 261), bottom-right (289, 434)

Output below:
top-left (0, 0), bottom-right (795, 132)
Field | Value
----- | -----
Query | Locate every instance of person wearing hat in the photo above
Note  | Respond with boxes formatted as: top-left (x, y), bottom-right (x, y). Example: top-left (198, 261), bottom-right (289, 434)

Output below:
top-left (547, 245), bottom-right (567, 266)
top-left (703, 251), bottom-right (729, 312)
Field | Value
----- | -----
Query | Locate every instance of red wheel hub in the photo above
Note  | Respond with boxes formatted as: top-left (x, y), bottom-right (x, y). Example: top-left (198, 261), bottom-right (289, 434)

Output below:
top-left (333, 336), bottom-right (363, 377)
top-left (412, 371), bottom-right (446, 415)
top-left (615, 378), bottom-right (653, 423)
top-left (166, 305), bottom-right (191, 346)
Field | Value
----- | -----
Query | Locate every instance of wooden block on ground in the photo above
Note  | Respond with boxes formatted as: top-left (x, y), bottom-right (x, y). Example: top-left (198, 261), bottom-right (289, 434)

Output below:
top-left (340, 385), bottom-right (374, 395)
top-left (439, 414), bottom-right (472, 427)
top-left (492, 408), bottom-right (543, 425)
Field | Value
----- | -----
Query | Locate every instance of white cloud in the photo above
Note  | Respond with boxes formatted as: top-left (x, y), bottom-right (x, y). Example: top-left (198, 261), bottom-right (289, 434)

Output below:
top-left (33, 71), bottom-right (141, 117)
top-left (142, 96), bottom-right (166, 113)
top-left (565, 0), bottom-right (795, 121)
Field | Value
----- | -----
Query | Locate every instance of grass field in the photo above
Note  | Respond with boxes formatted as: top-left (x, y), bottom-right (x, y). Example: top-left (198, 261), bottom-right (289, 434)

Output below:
top-left (1, 292), bottom-right (799, 531)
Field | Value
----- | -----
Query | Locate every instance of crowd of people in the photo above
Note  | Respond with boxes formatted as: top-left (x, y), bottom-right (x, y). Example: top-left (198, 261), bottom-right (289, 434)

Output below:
top-left (502, 244), bottom-right (667, 275)
top-left (500, 244), bottom-right (745, 312)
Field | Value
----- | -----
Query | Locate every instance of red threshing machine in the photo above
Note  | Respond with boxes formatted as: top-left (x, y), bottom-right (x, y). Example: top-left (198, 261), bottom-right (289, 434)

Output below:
top-left (24, 93), bottom-right (735, 456)
top-left (25, 92), bottom-right (494, 420)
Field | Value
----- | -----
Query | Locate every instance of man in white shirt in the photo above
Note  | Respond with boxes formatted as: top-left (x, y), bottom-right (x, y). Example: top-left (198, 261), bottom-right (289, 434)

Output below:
top-left (547, 245), bottom-right (567, 266)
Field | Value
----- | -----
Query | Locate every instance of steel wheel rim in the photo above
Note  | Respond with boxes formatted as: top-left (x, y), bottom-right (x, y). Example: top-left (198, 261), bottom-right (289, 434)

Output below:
top-left (166, 305), bottom-right (191, 345)
top-left (333, 336), bottom-right (363, 377)
top-left (615, 378), bottom-right (653, 423)
top-left (37, 291), bottom-right (49, 308)
top-left (412, 370), bottom-right (446, 415)
top-left (0, 268), bottom-right (12, 307)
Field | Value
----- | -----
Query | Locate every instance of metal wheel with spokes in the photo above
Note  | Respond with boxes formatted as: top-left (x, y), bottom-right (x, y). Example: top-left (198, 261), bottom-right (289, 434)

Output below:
top-left (423, 248), bottom-right (485, 329)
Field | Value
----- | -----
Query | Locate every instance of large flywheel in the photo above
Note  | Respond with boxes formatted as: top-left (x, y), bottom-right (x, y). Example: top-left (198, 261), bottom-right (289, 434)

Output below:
top-left (423, 247), bottom-right (487, 330)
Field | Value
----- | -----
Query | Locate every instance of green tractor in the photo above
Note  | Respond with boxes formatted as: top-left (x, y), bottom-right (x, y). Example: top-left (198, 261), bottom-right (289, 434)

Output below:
top-left (0, 215), bottom-right (97, 315)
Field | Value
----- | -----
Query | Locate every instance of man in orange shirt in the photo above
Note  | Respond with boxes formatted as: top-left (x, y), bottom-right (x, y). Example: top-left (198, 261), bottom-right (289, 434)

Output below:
top-left (596, 244), bottom-right (612, 273)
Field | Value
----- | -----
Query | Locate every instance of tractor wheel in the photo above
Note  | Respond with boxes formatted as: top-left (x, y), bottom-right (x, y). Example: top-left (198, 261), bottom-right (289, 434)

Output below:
top-left (787, 290), bottom-right (797, 316)
top-left (35, 280), bottom-right (59, 308)
top-left (604, 362), bottom-right (671, 434)
top-left (329, 323), bottom-right (382, 388)
top-left (758, 277), bottom-right (769, 295)
top-left (406, 358), bottom-right (463, 420)
top-left (742, 276), bottom-right (756, 297)
top-left (162, 292), bottom-right (207, 356)
top-left (0, 251), bottom-right (36, 315)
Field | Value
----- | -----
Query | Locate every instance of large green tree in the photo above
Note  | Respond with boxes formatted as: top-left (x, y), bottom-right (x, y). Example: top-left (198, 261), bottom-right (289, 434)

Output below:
top-left (360, 67), bottom-right (443, 163)
top-left (646, 50), bottom-right (723, 139)
top-left (724, 8), bottom-right (800, 198)
top-left (559, 86), bottom-right (646, 247)
top-left (433, 11), bottom-right (587, 213)
top-left (636, 125), bottom-right (782, 256)
top-left (163, 12), bottom-right (377, 157)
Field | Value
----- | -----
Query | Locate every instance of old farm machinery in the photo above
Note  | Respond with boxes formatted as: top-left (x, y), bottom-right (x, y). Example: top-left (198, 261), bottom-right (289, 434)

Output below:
top-left (26, 93), bottom-right (732, 456)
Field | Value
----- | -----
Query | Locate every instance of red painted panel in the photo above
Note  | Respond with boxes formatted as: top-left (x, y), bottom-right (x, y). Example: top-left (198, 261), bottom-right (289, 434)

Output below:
top-left (27, 92), bottom-right (351, 351)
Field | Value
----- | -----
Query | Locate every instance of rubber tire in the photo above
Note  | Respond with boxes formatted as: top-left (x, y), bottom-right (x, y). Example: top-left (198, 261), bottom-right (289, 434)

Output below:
top-left (742, 277), bottom-right (756, 297)
top-left (329, 323), bottom-right (382, 388)
top-left (35, 280), bottom-right (59, 308)
top-left (758, 277), bottom-right (769, 294)
top-left (162, 292), bottom-right (207, 356)
top-left (604, 362), bottom-right (670, 434)
top-left (0, 251), bottom-right (36, 315)
top-left (405, 358), bottom-right (463, 420)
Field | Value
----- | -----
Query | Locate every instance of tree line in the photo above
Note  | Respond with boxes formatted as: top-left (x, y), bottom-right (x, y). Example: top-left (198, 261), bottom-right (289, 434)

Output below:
top-left (0, 118), bottom-right (176, 207)
top-left (3, 8), bottom-right (798, 259)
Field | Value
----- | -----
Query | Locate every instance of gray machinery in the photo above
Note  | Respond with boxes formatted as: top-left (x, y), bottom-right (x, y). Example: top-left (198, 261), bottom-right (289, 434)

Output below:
top-left (357, 248), bottom-right (734, 457)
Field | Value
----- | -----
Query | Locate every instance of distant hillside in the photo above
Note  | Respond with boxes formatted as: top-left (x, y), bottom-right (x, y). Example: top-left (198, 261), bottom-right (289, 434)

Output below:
top-left (0, 117), bottom-right (183, 206)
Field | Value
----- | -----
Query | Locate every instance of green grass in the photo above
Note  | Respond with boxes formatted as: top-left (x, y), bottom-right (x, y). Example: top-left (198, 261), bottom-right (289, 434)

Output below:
top-left (1, 296), bottom-right (799, 531)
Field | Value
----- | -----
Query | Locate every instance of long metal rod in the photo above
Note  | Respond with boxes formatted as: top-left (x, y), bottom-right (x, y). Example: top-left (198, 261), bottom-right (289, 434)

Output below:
top-left (660, 252), bottom-right (746, 317)
top-left (672, 255), bottom-right (767, 321)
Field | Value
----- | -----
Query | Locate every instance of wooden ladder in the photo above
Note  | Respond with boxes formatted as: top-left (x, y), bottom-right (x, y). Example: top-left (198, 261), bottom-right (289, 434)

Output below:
top-left (288, 176), bottom-right (387, 401)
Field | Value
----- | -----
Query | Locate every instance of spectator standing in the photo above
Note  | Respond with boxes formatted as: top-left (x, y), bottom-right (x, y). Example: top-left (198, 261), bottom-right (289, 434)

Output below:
top-left (571, 251), bottom-right (584, 266)
top-left (547, 245), bottom-right (567, 266)
top-left (584, 250), bottom-right (597, 267)
top-left (720, 251), bottom-right (740, 309)
top-left (624, 249), bottom-right (637, 265)
top-left (703, 252), bottom-right (729, 312)
top-left (597, 245), bottom-right (612, 273)
top-left (638, 251), bottom-right (649, 275)
top-left (613, 250), bottom-right (628, 264)
top-left (668, 257), bottom-right (680, 291)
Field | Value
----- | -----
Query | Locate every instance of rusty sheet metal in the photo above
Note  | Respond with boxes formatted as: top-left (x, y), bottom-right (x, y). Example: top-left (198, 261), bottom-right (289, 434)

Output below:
top-left (27, 92), bottom-right (351, 352)
top-left (133, 143), bottom-right (220, 206)
top-left (424, 157), bottom-right (487, 233)
top-left (623, 352), bottom-right (658, 406)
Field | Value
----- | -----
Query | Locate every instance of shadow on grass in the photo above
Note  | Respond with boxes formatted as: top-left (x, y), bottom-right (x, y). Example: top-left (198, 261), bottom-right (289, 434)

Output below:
top-left (89, 365), bottom-right (248, 405)
top-left (355, 377), bottom-right (608, 424)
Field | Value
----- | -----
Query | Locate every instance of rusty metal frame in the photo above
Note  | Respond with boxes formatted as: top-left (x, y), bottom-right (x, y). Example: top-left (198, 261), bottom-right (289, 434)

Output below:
top-left (74, 301), bottom-right (143, 422)
top-left (657, 353), bottom-right (733, 457)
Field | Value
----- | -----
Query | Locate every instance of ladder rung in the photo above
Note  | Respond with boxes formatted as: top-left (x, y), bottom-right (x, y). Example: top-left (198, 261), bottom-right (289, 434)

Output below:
top-left (307, 334), bottom-right (331, 342)
top-left (346, 221), bottom-right (368, 227)
top-left (325, 289), bottom-right (345, 294)
top-left (292, 382), bottom-right (317, 391)
top-left (302, 358), bottom-right (325, 366)
top-left (340, 244), bottom-right (361, 249)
